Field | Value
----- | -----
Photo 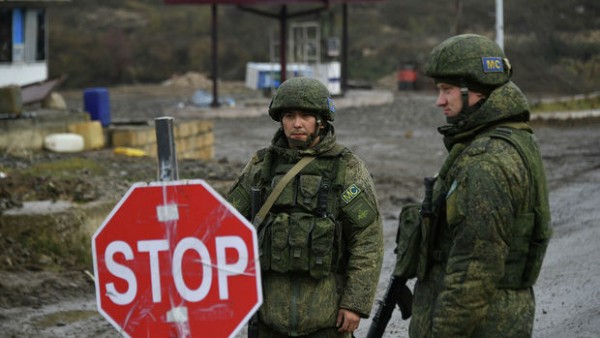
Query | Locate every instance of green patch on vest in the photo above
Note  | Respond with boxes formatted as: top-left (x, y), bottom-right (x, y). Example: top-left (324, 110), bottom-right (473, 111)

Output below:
top-left (341, 184), bottom-right (361, 204)
top-left (357, 208), bottom-right (370, 220)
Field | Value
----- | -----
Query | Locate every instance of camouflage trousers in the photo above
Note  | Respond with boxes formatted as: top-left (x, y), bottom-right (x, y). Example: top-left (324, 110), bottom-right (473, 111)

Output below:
top-left (258, 321), bottom-right (352, 338)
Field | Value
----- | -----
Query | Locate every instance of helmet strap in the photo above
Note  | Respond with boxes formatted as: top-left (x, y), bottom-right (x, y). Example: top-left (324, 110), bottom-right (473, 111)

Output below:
top-left (446, 86), bottom-right (470, 124)
top-left (447, 86), bottom-right (483, 125)
top-left (460, 86), bottom-right (469, 111)
top-left (302, 118), bottom-right (325, 149)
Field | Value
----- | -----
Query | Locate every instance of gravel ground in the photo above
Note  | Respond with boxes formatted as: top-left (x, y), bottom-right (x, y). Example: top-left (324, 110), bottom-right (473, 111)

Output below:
top-left (0, 87), bottom-right (599, 337)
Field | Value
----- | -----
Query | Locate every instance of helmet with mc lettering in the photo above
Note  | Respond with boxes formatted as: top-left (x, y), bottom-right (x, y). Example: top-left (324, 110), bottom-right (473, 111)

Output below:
top-left (268, 77), bottom-right (336, 122)
top-left (424, 34), bottom-right (512, 93)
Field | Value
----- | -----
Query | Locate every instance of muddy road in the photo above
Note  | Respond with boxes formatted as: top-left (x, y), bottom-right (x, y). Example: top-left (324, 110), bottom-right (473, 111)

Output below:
top-left (216, 93), bottom-right (600, 338)
top-left (1, 91), bottom-right (599, 337)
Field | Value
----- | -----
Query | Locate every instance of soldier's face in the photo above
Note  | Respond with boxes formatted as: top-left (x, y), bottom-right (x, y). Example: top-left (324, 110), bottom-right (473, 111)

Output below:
top-left (435, 83), bottom-right (484, 117)
top-left (281, 110), bottom-right (320, 148)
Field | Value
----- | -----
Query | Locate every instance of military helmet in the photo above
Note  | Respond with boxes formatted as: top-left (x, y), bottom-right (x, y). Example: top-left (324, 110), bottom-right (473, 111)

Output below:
top-left (424, 34), bottom-right (512, 92)
top-left (268, 77), bottom-right (336, 122)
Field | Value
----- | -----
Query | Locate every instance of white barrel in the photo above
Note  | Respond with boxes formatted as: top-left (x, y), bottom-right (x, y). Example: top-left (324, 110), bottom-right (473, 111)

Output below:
top-left (44, 133), bottom-right (85, 153)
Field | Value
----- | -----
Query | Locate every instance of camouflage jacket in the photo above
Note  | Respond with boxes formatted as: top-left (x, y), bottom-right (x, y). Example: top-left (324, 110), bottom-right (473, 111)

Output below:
top-left (410, 81), bottom-right (551, 338)
top-left (227, 128), bottom-right (383, 336)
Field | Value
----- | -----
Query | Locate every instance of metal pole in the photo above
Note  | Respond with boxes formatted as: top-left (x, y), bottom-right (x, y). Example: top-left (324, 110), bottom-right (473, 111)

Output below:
top-left (341, 3), bottom-right (348, 94)
top-left (495, 0), bottom-right (504, 51)
top-left (453, 0), bottom-right (462, 35)
top-left (279, 5), bottom-right (287, 84)
top-left (155, 117), bottom-right (179, 182)
top-left (211, 4), bottom-right (220, 107)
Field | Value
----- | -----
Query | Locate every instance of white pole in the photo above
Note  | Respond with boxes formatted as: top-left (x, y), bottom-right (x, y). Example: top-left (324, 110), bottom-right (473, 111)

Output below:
top-left (496, 0), bottom-right (504, 51)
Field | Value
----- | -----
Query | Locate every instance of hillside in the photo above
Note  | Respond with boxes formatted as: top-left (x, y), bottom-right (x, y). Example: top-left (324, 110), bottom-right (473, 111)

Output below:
top-left (47, 0), bottom-right (599, 95)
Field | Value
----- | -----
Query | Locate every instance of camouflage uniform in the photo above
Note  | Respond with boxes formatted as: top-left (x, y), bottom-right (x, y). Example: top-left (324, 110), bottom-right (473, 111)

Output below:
top-left (227, 78), bottom-right (383, 337)
top-left (409, 35), bottom-right (551, 338)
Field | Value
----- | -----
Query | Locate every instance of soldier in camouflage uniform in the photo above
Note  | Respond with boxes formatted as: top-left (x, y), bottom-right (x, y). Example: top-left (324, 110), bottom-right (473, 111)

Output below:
top-left (227, 77), bottom-right (383, 337)
top-left (408, 34), bottom-right (552, 337)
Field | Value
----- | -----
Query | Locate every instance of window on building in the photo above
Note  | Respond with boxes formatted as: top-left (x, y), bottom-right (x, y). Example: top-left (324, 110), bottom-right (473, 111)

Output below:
top-left (0, 9), bottom-right (12, 62)
top-left (0, 8), bottom-right (46, 63)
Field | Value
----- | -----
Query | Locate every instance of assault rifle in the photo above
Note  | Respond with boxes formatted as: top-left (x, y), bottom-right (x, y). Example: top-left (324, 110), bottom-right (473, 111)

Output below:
top-left (367, 176), bottom-right (436, 338)
top-left (247, 187), bottom-right (261, 338)
top-left (366, 276), bottom-right (412, 338)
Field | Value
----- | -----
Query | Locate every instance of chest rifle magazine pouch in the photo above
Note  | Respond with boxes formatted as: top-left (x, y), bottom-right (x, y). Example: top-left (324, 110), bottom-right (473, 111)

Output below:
top-left (310, 216), bottom-right (336, 279)
top-left (270, 213), bottom-right (290, 273)
top-left (288, 212), bottom-right (314, 272)
top-left (298, 174), bottom-right (322, 209)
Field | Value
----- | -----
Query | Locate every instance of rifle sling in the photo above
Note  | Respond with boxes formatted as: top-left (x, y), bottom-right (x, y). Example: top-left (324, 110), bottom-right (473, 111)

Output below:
top-left (253, 155), bottom-right (316, 227)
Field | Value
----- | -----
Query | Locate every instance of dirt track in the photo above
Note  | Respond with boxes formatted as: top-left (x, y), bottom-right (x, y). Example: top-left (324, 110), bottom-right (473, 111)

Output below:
top-left (1, 89), bottom-right (599, 337)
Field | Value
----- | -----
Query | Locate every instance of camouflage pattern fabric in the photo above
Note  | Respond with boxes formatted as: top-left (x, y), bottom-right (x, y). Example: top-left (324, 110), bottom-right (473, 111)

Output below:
top-left (227, 127), bottom-right (383, 336)
top-left (409, 81), bottom-right (550, 338)
top-left (424, 34), bottom-right (511, 91)
top-left (258, 321), bottom-right (351, 338)
top-left (268, 77), bottom-right (336, 122)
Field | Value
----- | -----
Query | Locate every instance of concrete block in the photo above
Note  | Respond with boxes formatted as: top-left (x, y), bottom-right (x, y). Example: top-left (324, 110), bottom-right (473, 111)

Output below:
top-left (0, 85), bottom-right (23, 116)
top-left (111, 126), bottom-right (155, 147)
top-left (107, 119), bottom-right (214, 161)
top-left (180, 146), bottom-right (214, 161)
top-left (196, 120), bottom-right (213, 133)
top-left (68, 121), bottom-right (105, 150)
top-left (0, 124), bottom-right (67, 153)
top-left (198, 132), bottom-right (214, 148)
top-left (175, 141), bottom-right (190, 158)
top-left (197, 146), bottom-right (214, 160)
top-left (175, 121), bottom-right (192, 138)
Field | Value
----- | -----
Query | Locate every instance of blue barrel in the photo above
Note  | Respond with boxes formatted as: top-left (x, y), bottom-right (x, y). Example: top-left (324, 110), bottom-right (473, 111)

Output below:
top-left (83, 87), bottom-right (111, 127)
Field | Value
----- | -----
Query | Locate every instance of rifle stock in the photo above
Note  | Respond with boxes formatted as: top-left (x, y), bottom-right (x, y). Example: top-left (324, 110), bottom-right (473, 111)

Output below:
top-left (366, 276), bottom-right (412, 338)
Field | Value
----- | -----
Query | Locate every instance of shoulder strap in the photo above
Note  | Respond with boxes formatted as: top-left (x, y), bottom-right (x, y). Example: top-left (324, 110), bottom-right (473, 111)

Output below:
top-left (486, 124), bottom-right (536, 206)
top-left (438, 143), bottom-right (467, 180)
top-left (253, 155), bottom-right (317, 227)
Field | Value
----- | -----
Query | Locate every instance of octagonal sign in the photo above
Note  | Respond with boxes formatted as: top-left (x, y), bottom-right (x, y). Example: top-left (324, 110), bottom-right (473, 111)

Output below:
top-left (92, 180), bottom-right (262, 338)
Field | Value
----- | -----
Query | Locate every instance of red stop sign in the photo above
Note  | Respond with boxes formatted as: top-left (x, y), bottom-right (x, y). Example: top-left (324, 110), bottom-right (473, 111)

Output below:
top-left (92, 180), bottom-right (262, 338)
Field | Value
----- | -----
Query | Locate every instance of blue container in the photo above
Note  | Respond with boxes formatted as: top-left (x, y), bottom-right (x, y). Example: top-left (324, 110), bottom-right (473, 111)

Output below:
top-left (83, 87), bottom-right (111, 127)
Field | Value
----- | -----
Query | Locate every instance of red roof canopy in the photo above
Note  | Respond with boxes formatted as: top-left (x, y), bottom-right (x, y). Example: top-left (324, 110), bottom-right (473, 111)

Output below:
top-left (164, 0), bottom-right (381, 4)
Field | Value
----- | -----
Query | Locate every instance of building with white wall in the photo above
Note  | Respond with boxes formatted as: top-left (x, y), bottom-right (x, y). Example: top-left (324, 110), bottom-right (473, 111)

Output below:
top-left (0, 0), bottom-right (68, 87)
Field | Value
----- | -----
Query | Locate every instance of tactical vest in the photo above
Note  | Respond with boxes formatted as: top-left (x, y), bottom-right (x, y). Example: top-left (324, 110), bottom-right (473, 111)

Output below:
top-left (489, 126), bottom-right (552, 288)
top-left (398, 125), bottom-right (551, 289)
top-left (256, 145), bottom-right (348, 279)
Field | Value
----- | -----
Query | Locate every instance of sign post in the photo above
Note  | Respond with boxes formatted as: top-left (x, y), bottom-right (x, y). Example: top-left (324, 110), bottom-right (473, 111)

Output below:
top-left (155, 117), bottom-right (179, 181)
